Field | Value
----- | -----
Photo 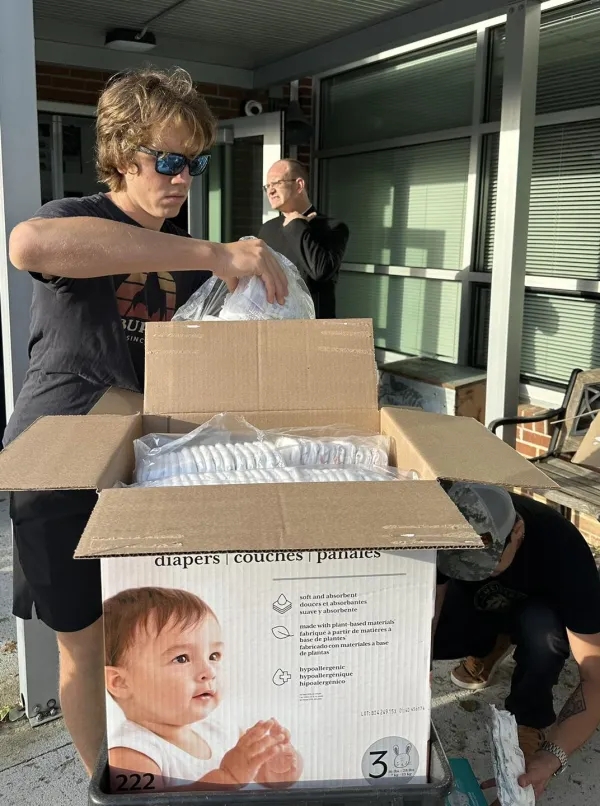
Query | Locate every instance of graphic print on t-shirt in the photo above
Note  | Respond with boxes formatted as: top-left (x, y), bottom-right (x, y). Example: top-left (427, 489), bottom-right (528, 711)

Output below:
top-left (115, 272), bottom-right (176, 346)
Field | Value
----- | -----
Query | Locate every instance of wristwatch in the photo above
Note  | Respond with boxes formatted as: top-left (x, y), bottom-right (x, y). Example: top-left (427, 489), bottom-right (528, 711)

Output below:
top-left (541, 740), bottom-right (568, 777)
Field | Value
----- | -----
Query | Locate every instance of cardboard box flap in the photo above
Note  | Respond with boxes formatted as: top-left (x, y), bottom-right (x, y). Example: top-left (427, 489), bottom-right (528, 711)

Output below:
top-left (573, 414), bottom-right (600, 469)
top-left (89, 387), bottom-right (143, 416)
top-left (0, 415), bottom-right (141, 491)
top-left (381, 408), bottom-right (557, 489)
top-left (144, 319), bottom-right (378, 415)
top-left (75, 480), bottom-right (483, 557)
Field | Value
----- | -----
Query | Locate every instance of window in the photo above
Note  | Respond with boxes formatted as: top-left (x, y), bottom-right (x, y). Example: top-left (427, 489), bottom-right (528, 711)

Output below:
top-left (488, 4), bottom-right (600, 120)
top-left (321, 38), bottom-right (477, 149)
top-left (318, 0), bottom-right (600, 396)
top-left (472, 4), bottom-right (600, 393)
top-left (321, 140), bottom-right (471, 270)
top-left (318, 38), bottom-right (477, 365)
top-left (472, 286), bottom-right (600, 386)
top-left (337, 272), bottom-right (460, 360)
top-left (480, 120), bottom-right (600, 279)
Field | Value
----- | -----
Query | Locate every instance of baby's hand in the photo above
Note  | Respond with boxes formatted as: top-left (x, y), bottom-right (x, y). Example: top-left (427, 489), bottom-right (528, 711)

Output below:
top-left (219, 720), bottom-right (284, 786)
top-left (255, 720), bottom-right (303, 788)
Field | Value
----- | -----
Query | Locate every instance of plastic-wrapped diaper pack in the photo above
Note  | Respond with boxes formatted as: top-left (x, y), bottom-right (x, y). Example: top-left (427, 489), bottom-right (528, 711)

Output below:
top-left (172, 237), bottom-right (315, 322)
top-left (489, 707), bottom-right (535, 806)
top-left (126, 413), bottom-right (415, 489)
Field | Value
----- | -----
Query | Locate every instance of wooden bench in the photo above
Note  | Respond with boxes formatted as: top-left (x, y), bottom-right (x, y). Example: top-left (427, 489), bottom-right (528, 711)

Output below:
top-left (489, 369), bottom-right (600, 520)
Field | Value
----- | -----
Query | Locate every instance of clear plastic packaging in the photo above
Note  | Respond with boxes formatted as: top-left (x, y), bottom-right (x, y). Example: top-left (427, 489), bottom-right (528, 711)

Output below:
top-left (124, 464), bottom-right (415, 489)
top-left (172, 237), bottom-right (315, 322)
top-left (133, 414), bottom-right (392, 485)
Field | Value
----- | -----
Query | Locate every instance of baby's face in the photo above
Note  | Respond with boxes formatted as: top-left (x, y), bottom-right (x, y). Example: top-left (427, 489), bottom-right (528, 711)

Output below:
top-left (119, 614), bottom-right (223, 726)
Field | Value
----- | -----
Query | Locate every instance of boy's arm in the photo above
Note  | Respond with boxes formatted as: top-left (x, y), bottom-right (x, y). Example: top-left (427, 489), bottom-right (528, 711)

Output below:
top-left (9, 217), bottom-right (287, 303)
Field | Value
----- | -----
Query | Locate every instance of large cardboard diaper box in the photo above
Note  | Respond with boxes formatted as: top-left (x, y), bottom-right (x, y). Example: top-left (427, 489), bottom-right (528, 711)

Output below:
top-left (0, 319), bottom-right (554, 795)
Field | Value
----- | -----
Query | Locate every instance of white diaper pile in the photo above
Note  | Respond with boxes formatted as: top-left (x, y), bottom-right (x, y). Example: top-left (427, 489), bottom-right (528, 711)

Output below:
top-left (135, 436), bottom-right (389, 485)
top-left (129, 465), bottom-right (400, 488)
top-left (128, 413), bottom-right (409, 489)
top-left (489, 706), bottom-right (535, 806)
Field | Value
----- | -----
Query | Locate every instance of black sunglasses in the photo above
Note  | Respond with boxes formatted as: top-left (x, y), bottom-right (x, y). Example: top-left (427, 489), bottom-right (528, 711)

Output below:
top-left (138, 146), bottom-right (211, 177)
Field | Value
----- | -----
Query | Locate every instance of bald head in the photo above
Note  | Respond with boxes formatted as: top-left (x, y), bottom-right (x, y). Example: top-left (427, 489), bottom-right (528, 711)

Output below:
top-left (265, 159), bottom-right (311, 213)
top-left (277, 159), bottom-right (309, 185)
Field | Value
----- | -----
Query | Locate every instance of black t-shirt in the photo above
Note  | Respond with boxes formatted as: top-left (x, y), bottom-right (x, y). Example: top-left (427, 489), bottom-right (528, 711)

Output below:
top-left (4, 193), bottom-right (210, 446)
top-left (258, 206), bottom-right (349, 319)
top-left (438, 493), bottom-right (600, 635)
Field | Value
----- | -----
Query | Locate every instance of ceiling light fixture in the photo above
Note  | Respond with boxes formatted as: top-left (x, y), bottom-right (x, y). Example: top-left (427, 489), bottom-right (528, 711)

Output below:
top-left (104, 28), bottom-right (157, 52)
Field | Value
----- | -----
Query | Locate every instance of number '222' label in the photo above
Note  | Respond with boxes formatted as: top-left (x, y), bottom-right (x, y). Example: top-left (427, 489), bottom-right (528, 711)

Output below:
top-left (114, 773), bottom-right (156, 792)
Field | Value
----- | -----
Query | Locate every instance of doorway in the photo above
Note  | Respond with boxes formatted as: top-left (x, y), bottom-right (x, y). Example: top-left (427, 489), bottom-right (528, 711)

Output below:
top-left (188, 111), bottom-right (284, 241)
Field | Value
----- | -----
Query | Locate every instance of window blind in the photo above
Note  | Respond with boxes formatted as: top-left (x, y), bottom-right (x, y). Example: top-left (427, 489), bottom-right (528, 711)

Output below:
top-left (488, 6), bottom-right (600, 120)
top-left (321, 139), bottom-right (471, 270)
top-left (481, 120), bottom-right (600, 280)
top-left (473, 286), bottom-right (600, 384)
top-left (336, 271), bottom-right (461, 362)
top-left (320, 37), bottom-right (477, 149)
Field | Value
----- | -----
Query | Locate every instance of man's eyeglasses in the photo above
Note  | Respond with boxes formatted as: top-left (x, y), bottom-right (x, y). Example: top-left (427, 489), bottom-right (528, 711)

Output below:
top-left (263, 179), bottom-right (297, 193)
top-left (138, 146), bottom-right (211, 177)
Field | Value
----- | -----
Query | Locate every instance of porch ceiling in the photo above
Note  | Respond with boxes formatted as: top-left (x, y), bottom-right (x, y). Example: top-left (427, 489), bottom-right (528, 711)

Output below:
top-left (33, 0), bottom-right (441, 69)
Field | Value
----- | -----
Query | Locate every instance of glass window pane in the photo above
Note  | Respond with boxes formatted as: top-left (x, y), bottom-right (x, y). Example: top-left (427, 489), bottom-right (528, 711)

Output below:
top-left (488, 7), bottom-right (600, 120)
top-left (480, 121), bottom-right (600, 279)
top-left (472, 286), bottom-right (600, 385)
top-left (321, 37), bottom-right (477, 149)
top-left (336, 271), bottom-right (461, 361)
top-left (321, 139), bottom-right (470, 270)
top-left (61, 115), bottom-right (103, 198)
top-left (522, 292), bottom-right (600, 384)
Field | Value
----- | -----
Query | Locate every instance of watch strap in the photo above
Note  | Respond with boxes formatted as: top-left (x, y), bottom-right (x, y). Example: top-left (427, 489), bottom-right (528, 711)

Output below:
top-left (541, 740), bottom-right (568, 776)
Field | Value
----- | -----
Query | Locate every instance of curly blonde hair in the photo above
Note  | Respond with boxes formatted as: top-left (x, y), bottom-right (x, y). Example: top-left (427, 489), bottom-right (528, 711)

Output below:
top-left (96, 67), bottom-right (217, 191)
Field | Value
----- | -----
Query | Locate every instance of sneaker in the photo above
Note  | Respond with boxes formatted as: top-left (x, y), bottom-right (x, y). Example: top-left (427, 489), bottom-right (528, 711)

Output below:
top-left (450, 635), bottom-right (513, 691)
top-left (518, 725), bottom-right (545, 762)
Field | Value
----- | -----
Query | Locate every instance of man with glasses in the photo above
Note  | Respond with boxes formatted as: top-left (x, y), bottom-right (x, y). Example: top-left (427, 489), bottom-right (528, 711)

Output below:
top-left (5, 67), bottom-right (286, 777)
top-left (259, 159), bottom-right (349, 319)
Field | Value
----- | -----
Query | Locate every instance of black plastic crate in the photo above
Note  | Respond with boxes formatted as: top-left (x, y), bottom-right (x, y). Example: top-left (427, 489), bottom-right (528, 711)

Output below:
top-left (89, 723), bottom-right (453, 806)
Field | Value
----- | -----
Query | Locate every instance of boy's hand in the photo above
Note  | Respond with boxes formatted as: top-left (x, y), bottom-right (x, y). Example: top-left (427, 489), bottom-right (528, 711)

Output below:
top-left (214, 240), bottom-right (288, 305)
top-left (255, 720), bottom-right (303, 788)
top-left (219, 719), bottom-right (285, 786)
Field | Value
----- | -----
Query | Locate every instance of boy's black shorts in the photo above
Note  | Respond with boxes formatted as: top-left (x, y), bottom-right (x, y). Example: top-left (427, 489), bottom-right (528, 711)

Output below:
top-left (11, 489), bottom-right (102, 633)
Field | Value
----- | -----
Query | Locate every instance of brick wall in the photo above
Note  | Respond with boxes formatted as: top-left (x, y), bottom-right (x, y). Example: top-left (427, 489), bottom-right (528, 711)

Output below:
top-left (36, 62), bottom-right (314, 179)
top-left (515, 404), bottom-right (600, 549)
top-left (36, 62), bottom-right (271, 119)
top-left (35, 63), bottom-right (311, 129)
top-left (515, 404), bottom-right (554, 459)
top-left (36, 63), bottom-right (116, 105)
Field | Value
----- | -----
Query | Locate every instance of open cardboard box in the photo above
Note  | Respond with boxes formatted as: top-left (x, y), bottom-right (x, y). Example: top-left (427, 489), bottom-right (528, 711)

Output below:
top-left (0, 319), bottom-right (554, 557)
top-left (0, 320), bottom-right (555, 794)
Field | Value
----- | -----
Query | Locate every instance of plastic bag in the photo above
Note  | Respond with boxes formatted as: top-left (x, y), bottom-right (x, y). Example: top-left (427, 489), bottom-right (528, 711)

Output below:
top-left (124, 464), bottom-right (413, 489)
top-left (133, 413), bottom-right (391, 485)
top-left (172, 237), bottom-right (315, 322)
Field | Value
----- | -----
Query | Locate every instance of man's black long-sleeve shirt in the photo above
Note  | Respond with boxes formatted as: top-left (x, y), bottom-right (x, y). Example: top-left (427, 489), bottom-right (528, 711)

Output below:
top-left (258, 207), bottom-right (349, 319)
